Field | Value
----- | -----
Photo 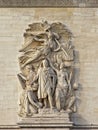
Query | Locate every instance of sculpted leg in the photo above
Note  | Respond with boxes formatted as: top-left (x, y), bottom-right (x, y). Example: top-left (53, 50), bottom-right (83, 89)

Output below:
top-left (29, 104), bottom-right (38, 114)
top-left (27, 91), bottom-right (40, 109)
top-left (25, 98), bottom-right (30, 114)
top-left (48, 94), bottom-right (54, 109)
top-left (66, 96), bottom-right (75, 112)
top-left (44, 98), bottom-right (48, 108)
top-left (55, 89), bottom-right (61, 111)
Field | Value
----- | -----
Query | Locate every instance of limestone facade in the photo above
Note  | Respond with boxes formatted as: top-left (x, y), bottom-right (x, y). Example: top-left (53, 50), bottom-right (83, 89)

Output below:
top-left (0, 8), bottom-right (98, 128)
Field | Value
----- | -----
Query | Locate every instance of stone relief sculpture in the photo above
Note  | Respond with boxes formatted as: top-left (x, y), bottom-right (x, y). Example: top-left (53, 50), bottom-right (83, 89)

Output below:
top-left (17, 21), bottom-right (78, 117)
top-left (34, 59), bottom-right (56, 109)
top-left (17, 65), bottom-right (42, 117)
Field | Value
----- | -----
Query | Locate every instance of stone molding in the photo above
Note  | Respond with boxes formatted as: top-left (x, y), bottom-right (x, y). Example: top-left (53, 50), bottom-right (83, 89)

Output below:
top-left (0, 125), bottom-right (98, 129)
top-left (0, 0), bottom-right (98, 7)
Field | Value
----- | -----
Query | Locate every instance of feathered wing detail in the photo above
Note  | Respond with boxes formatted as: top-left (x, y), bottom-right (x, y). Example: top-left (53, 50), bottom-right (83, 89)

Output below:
top-left (51, 22), bottom-right (73, 41)
top-left (17, 73), bottom-right (26, 89)
top-left (18, 22), bottom-right (48, 70)
top-left (49, 22), bottom-right (74, 62)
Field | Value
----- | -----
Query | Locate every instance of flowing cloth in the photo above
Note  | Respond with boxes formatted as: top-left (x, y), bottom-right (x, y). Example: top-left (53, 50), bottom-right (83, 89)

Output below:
top-left (37, 67), bottom-right (55, 99)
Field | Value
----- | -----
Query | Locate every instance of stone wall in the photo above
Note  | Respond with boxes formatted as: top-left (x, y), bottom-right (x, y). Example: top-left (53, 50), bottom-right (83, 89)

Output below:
top-left (0, 8), bottom-right (98, 127)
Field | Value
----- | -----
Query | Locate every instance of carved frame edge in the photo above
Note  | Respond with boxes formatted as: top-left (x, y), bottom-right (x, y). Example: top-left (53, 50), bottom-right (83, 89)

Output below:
top-left (0, 0), bottom-right (98, 8)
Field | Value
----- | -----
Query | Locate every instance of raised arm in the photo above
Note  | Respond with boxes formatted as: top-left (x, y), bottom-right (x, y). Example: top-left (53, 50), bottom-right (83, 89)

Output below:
top-left (33, 36), bottom-right (45, 42)
top-left (54, 38), bottom-right (69, 58)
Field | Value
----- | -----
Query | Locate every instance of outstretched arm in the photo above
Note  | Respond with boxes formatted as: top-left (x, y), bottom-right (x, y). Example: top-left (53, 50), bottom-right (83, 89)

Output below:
top-left (55, 38), bottom-right (69, 58)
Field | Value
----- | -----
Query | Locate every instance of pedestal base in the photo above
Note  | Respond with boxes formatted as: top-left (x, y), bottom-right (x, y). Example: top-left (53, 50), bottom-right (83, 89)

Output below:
top-left (18, 109), bottom-right (73, 130)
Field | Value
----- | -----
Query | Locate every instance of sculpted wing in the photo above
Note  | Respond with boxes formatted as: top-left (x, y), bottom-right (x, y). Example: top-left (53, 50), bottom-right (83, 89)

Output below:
top-left (17, 73), bottom-right (26, 89)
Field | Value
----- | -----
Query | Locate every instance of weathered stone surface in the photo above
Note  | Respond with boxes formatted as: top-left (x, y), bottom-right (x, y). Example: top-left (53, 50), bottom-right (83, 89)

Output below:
top-left (18, 112), bottom-right (72, 129)
top-left (0, 0), bottom-right (98, 7)
top-left (0, 8), bottom-right (98, 129)
top-left (17, 21), bottom-right (76, 119)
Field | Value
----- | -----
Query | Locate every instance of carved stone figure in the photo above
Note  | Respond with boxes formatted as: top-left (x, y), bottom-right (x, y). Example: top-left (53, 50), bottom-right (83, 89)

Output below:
top-left (20, 27), bottom-right (60, 68)
top-left (18, 21), bottom-right (78, 117)
top-left (33, 59), bottom-right (56, 109)
top-left (52, 63), bottom-right (69, 111)
top-left (17, 65), bottom-right (42, 117)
